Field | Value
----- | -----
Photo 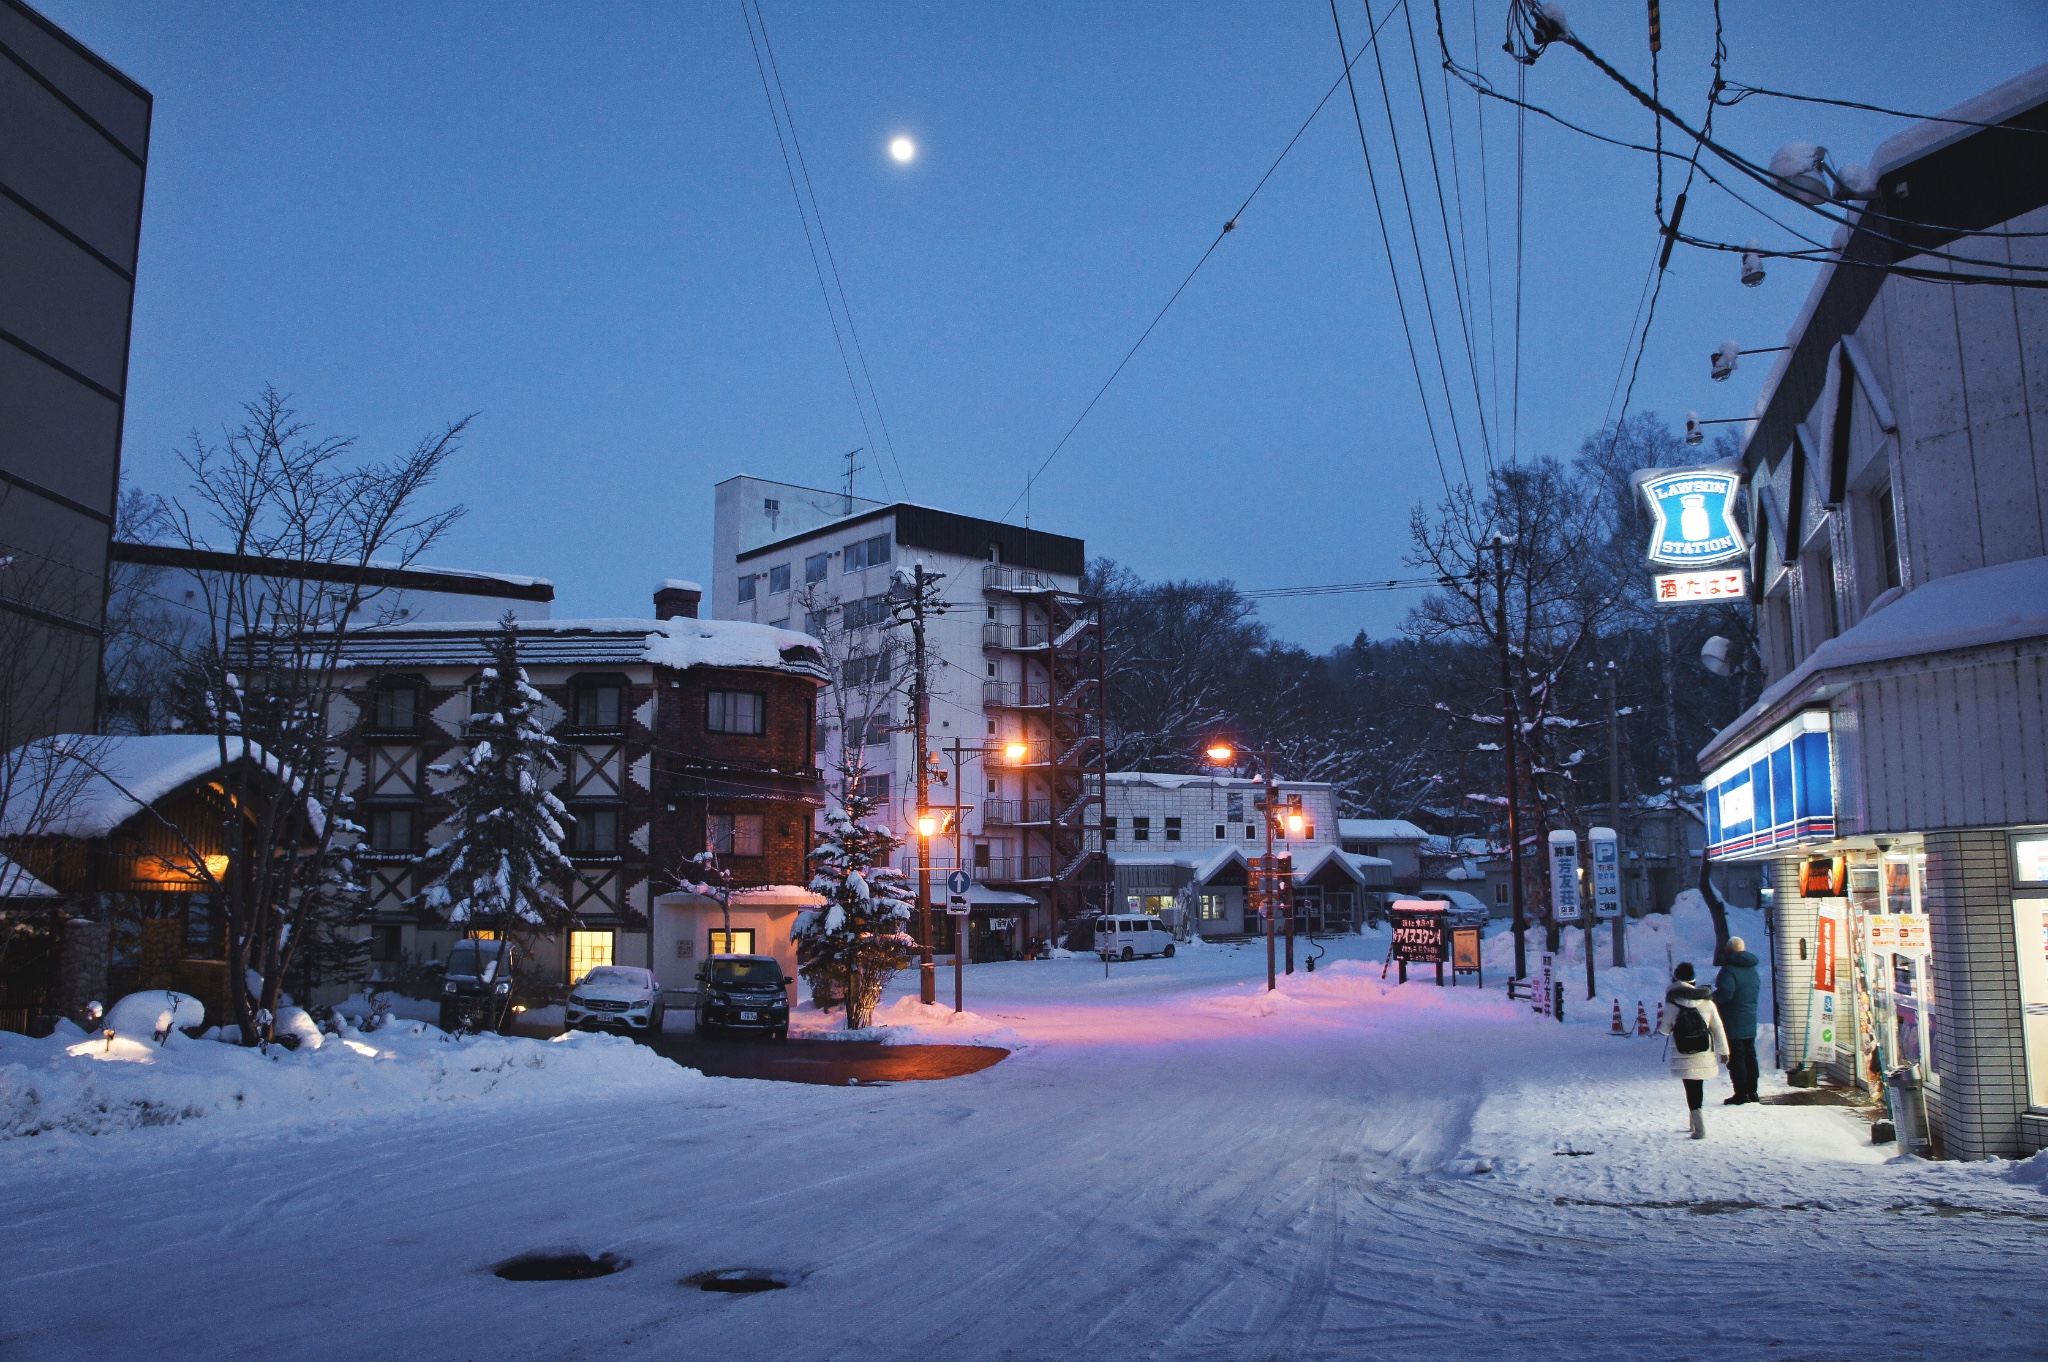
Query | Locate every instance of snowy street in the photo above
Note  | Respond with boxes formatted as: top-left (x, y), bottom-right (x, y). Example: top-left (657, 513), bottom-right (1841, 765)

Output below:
top-left (6, 921), bottom-right (2048, 1361)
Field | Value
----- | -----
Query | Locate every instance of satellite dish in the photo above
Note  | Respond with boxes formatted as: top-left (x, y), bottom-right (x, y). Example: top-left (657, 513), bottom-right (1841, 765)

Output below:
top-left (1701, 635), bottom-right (1735, 677)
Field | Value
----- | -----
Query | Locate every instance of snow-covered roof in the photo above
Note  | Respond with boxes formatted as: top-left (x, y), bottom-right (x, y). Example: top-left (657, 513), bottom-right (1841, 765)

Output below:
top-left (0, 854), bottom-right (56, 898)
top-left (1870, 60), bottom-right (2048, 179)
top-left (658, 579), bottom-right (703, 593)
top-left (334, 616), bottom-right (827, 679)
top-left (966, 883), bottom-right (1037, 907)
top-left (1294, 845), bottom-right (1393, 888)
top-left (0, 736), bottom-right (279, 839)
top-left (1107, 771), bottom-right (1334, 793)
top-left (1701, 554), bottom-right (2048, 767)
top-left (1337, 818), bottom-right (1428, 842)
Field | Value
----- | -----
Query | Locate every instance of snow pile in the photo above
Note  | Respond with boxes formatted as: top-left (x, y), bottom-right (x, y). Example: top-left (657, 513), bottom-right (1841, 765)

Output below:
top-left (104, 990), bottom-right (206, 1041)
top-left (790, 996), bottom-right (1021, 1048)
top-left (0, 1020), bottom-right (698, 1144)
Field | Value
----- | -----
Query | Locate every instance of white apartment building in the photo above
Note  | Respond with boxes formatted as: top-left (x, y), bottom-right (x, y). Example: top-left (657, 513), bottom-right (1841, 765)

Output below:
top-left (711, 476), bottom-right (1104, 952)
top-left (1106, 772), bottom-right (1391, 936)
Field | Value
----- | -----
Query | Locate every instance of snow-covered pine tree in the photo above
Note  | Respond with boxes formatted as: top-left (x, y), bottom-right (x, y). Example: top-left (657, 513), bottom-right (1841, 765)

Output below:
top-left (418, 614), bottom-right (575, 945)
top-left (797, 771), bottom-right (916, 1029)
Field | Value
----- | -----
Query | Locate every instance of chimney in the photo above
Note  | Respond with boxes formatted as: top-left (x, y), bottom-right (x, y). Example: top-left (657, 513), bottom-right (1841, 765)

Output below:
top-left (654, 580), bottom-right (702, 620)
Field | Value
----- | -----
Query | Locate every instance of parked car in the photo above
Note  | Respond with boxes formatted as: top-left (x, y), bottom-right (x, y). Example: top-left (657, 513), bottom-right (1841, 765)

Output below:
top-left (1422, 890), bottom-right (1491, 930)
top-left (439, 938), bottom-right (518, 1033)
top-left (566, 965), bottom-right (666, 1035)
top-left (1095, 915), bottom-right (1176, 962)
top-left (694, 954), bottom-right (790, 1039)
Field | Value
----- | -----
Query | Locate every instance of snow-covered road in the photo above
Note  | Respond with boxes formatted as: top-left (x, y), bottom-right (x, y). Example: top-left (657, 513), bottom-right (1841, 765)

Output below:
top-left (5, 931), bottom-right (2047, 1361)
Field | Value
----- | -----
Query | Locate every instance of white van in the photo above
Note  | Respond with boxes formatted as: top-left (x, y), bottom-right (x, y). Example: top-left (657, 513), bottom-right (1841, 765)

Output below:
top-left (1095, 915), bottom-right (1176, 961)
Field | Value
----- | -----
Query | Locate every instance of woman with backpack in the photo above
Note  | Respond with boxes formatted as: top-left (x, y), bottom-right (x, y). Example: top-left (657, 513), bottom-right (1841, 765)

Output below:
top-left (1656, 962), bottom-right (1730, 1139)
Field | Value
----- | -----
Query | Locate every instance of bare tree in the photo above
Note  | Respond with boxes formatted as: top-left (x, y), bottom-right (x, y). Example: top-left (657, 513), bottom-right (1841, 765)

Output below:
top-left (165, 387), bottom-right (469, 1045)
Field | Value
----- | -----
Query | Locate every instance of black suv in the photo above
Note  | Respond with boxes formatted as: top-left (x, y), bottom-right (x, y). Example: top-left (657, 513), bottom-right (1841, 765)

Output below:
top-left (439, 938), bottom-right (519, 1034)
top-left (694, 954), bottom-right (790, 1040)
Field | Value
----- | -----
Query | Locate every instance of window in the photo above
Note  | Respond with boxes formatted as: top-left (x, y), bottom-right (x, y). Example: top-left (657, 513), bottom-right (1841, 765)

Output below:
top-left (707, 690), bottom-right (765, 735)
top-left (1878, 483), bottom-right (1902, 591)
top-left (1165, 817), bottom-right (1182, 842)
top-left (372, 685), bottom-right (418, 730)
top-left (1495, 882), bottom-right (1509, 904)
top-left (738, 575), bottom-right (757, 603)
top-left (986, 662), bottom-right (997, 677)
top-left (804, 609), bottom-right (829, 637)
top-left (575, 684), bottom-right (623, 730)
top-left (568, 930), bottom-right (614, 984)
top-left (1245, 824), bottom-right (1257, 840)
top-left (805, 553), bottom-right (829, 584)
top-left (1104, 816), bottom-right (1118, 842)
top-left (770, 618), bottom-right (788, 630)
top-left (1227, 792), bottom-right (1245, 823)
top-left (708, 928), bottom-right (755, 956)
top-left (2016, 837), bottom-right (2048, 1107)
top-left (367, 807), bottom-right (414, 853)
top-left (843, 651), bottom-right (892, 687)
top-left (974, 843), bottom-right (990, 868)
top-left (1133, 817), bottom-right (1150, 842)
top-left (843, 533), bottom-right (892, 572)
top-left (841, 594), bottom-right (891, 630)
top-left (367, 924), bottom-right (403, 963)
top-left (1215, 825), bottom-right (1226, 840)
top-left (1197, 894), bottom-right (1226, 921)
top-left (763, 498), bottom-right (779, 513)
top-left (768, 563), bottom-right (791, 595)
top-left (859, 773), bottom-right (891, 802)
top-left (571, 807), bottom-right (620, 855)
top-left (707, 812), bottom-right (766, 857)
top-left (847, 713), bottom-right (891, 747)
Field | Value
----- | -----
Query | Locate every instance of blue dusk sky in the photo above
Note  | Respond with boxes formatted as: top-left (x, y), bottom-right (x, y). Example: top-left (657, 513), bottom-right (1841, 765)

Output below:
top-left (40, 1), bottom-right (2048, 650)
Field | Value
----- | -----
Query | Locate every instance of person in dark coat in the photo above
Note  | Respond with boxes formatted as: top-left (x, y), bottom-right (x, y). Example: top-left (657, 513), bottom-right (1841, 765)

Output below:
top-left (1714, 936), bottom-right (1763, 1104)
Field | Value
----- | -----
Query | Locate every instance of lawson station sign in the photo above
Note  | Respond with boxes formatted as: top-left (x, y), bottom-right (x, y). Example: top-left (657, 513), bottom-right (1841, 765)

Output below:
top-left (1635, 461), bottom-right (1746, 568)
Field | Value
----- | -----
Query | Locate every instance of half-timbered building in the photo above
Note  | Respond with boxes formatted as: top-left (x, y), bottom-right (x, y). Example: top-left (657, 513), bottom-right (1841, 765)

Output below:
top-left (328, 582), bottom-right (828, 988)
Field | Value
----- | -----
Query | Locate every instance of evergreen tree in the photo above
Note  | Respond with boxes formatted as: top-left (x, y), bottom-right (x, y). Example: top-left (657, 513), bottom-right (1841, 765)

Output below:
top-left (797, 773), bottom-right (916, 1029)
top-left (418, 615), bottom-right (575, 943)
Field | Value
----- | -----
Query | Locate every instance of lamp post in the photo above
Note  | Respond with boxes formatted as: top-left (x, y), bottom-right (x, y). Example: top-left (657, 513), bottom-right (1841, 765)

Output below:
top-left (917, 810), bottom-right (938, 1004)
top-left (1481, 534), bottom-right (1529, 982)
top-left (1205, 741), bottom-right (1288, 992)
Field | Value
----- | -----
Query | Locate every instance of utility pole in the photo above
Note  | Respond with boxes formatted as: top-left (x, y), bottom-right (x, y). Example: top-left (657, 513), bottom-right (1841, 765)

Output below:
top-left (892, 562), bottom-right (948, 1006)
top-left (1607, 662), bottom-right (1628, 968)
top-left (1266, 755), bottom-right (1282, 988)
top-left (948, 736), bottom-right (971, 1013)
top-left (841, 447), bottom-right (864, 515)
top-left (1484, 535), bottom-right (1528, 981)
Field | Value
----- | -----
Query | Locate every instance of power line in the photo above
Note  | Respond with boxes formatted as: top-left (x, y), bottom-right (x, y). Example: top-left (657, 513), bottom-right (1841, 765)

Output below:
top-left (997, 1), bottom-right (1408, 525)
top-left (1715, 80), bottom-right (2048, 133)
top-left (1240, 575), bottom-right (1444, 600)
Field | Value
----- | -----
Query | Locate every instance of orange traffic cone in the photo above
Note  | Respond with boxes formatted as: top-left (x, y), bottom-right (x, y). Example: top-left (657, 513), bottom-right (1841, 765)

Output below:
top-left (1635, 1001), bottom-right (1652, 1037)
top-left (1609, 999), bottom-right (1626, 1036)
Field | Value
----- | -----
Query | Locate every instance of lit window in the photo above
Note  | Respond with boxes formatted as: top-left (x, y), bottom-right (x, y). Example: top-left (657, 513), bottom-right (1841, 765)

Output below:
top-left (1197, 894), bottom-right (1227, 921)
top-left (709, 928), bottom-right (755, 956)
top-left (708, 812), bottom-right (766, 857)
top-left (568, 930), bottom-right (614, 984)
top-left (805, 554), bottom-right (829, 584)
top-left (576, 685), bottom-right (623, 729)
top-left (707, 690), bottom-right (766, 735)
top-left (572, 807), bottom-right (620, 854)
top-left (768, 563), bottom-right (791, 594)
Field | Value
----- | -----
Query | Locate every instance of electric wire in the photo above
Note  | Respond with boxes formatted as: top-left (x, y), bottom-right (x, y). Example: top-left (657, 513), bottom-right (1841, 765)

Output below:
top-left (1329, 0), bottom-right (1460, 499)
top-left (1466, 0), bottom-right (1504, 446)
top-left (996, 0), bottom-right (1408, 525)
top-left (748, 1), bottom-right (912, 500)
top-left (739, 2), bottom-right (891, 500)
top-left (1510, 59), bottom-right (1526, 462)
top-left (1714, 80), bottom-right (2048, 133)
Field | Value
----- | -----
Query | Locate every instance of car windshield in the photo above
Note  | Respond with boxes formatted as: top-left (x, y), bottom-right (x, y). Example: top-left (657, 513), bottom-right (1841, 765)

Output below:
top-left (582, 968), bottom-right (645, 989)
top-left (709, 959), bottom-right (782, 986)
top-left (446, 942), bottom-right (505, 978)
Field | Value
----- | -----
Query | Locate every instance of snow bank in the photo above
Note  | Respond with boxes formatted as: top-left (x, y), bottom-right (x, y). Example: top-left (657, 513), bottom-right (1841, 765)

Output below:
top-left (790, 997), bottom-right (1021, 1049)
top-left (0, 1020), bottom-right (698, 1145)
top-left (104, 990), bottom-right (205, 1041)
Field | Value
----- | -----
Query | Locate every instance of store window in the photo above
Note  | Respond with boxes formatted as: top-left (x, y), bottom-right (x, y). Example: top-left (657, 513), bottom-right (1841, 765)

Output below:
top-left (2012, 835), bottom-right (2048, 1108)
top-left (709, 928), bottom-right (755, 956)
top-left (568, 930), bottom-right (614, 983)
top-left (1196, 894), bottom-right (1226, 922)
top-left (1866, 852), bottom-right (1937, 1085)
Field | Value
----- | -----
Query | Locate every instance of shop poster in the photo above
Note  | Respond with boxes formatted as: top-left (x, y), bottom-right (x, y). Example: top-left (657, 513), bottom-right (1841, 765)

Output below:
top-left (1806, 904), bottom-right (1841, 1063)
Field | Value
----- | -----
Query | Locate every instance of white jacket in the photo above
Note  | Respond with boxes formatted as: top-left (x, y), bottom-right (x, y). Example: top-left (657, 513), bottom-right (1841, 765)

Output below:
top-left (1656, 991), bottom-right (1730, 1080)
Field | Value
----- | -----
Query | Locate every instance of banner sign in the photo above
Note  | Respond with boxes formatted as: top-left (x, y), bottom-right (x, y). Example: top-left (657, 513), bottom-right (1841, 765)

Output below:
top-left (1705, 710), bottom-right (1835, 858)
top-left (1588, 827), bottom-right (1621, 919)
top-left (1865, 913), bottom-right (1930, 953)
top-left (1549, 830), bottom-right (1582, 924)
top-left (1636, 462), bottom-right (1747, 567)
top-left (1806, 904), bottom-right (1841, 1062)
top-left (1653, 568), bottom-right (1747, 604)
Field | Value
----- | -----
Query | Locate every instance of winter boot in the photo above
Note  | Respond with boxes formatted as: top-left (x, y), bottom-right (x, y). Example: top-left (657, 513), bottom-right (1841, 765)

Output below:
top-left (1689, 1110), bottom-right (1707, 1140)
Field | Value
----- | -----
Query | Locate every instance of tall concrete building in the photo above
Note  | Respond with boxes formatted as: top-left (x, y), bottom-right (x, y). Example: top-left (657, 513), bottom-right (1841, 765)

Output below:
top-left (0, 0), bottom-right (151, 742)
top-left (711, 475), bottom-right (1106, 952)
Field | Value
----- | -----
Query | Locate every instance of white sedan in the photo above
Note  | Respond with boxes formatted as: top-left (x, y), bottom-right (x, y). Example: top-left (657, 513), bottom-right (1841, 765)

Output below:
top-left (565, 966), bottom-right (667, 1035)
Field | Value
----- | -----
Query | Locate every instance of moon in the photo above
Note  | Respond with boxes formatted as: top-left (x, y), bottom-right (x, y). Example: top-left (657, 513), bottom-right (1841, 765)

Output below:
top-left (889, 135), bottom-right (916, 164)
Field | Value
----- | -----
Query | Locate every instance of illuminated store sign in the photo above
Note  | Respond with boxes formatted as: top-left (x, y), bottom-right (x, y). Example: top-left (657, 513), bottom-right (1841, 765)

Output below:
top-left (1705, 710), bottom-right (1834, 857)
top-left (1636, 462), bottom-right (1747, 568)
top-left (1653, 568), bottom-right (1747, 604)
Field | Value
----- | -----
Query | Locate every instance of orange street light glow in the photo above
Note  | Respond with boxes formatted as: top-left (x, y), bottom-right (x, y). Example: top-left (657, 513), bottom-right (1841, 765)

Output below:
top-left (1005, 742), bottom-right (1028, 762)
top-left (917, 814), bottom-right (938, 838)
top-left (1205, 744), bottom-right (1234, 763)
top-left (1285, 813), bottom-right (1306, 835)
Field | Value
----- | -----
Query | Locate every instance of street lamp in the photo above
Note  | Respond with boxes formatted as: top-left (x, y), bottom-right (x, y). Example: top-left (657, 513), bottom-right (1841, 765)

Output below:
top-left (1203, 740), bottom-right (1289, 991)
top-left (1004, 741), bottom-right (1028, 763)
top-left (916, 810), bottom-right (938, 1002)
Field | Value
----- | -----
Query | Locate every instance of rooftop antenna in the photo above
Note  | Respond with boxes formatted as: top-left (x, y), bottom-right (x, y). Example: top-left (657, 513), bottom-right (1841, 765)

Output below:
top-left (842, 446), bottom-right (865, 514)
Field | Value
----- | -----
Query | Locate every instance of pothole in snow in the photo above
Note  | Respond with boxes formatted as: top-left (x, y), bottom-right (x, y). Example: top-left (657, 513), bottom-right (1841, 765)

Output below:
top-left (493, 1251), bottom-right (629, 1281)
top-left (686, 1268), bottom-right (794, 1293)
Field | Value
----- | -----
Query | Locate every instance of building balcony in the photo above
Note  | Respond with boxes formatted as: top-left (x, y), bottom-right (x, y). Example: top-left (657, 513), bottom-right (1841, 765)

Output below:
top-left (982, 565), bottom-right (1056, 594)
top-left (983, 797), bottom-right (1054, 826)
top-left (982, 621), bottom-right (1051, 650)
top-left (983, 679), bottom-right (1051, 708)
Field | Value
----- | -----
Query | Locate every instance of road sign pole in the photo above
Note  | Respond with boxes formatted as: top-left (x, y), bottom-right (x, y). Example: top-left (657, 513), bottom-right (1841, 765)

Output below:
top-left (955, 914), bottom-right (965, 1013)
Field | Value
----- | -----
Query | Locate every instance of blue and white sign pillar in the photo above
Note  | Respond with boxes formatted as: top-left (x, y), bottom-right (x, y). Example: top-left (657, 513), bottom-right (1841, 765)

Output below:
top-left (1548, 830), bottom-right (1585, 1007)
top-left (1589, 826), bottom-right (1624, 968)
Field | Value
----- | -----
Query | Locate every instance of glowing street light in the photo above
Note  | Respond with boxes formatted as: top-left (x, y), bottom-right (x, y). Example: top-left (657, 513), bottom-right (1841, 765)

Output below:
top-left (917, 812), bottom-right (939, 839)
top-left (1285, 811), bottom-right (1306, 837)
top-left (1204, 743), bottom-right (1235, 764)
top-left (1204, 739), bottom-right (1291, 990)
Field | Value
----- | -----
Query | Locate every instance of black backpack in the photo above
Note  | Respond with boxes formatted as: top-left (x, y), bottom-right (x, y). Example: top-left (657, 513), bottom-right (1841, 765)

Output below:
top-left (1672, 1004), bottom-right (1711, 1054)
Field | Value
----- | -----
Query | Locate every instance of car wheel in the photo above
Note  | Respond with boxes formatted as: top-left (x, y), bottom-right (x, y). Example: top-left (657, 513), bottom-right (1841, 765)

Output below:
top-left (1164, 943), bottom-right (1176, 958)
top-left (772, 1027), bottom-right (788, 1042)
top-left (698, 1017), bottom-right (717, 1039)
top-left (1121, 946), bottom-right (1134, 962)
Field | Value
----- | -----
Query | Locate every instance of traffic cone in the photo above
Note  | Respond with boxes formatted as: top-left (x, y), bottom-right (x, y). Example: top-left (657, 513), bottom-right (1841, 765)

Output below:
top-left (1609, 999), bottom-right (1626, 1036)
top-left (1635, 1001), bottom-right (1652, 1037)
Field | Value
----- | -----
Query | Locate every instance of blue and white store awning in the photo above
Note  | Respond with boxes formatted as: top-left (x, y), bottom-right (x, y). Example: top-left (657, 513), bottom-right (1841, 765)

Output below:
top-left (1704, 710), bottom-right (1835, 859)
